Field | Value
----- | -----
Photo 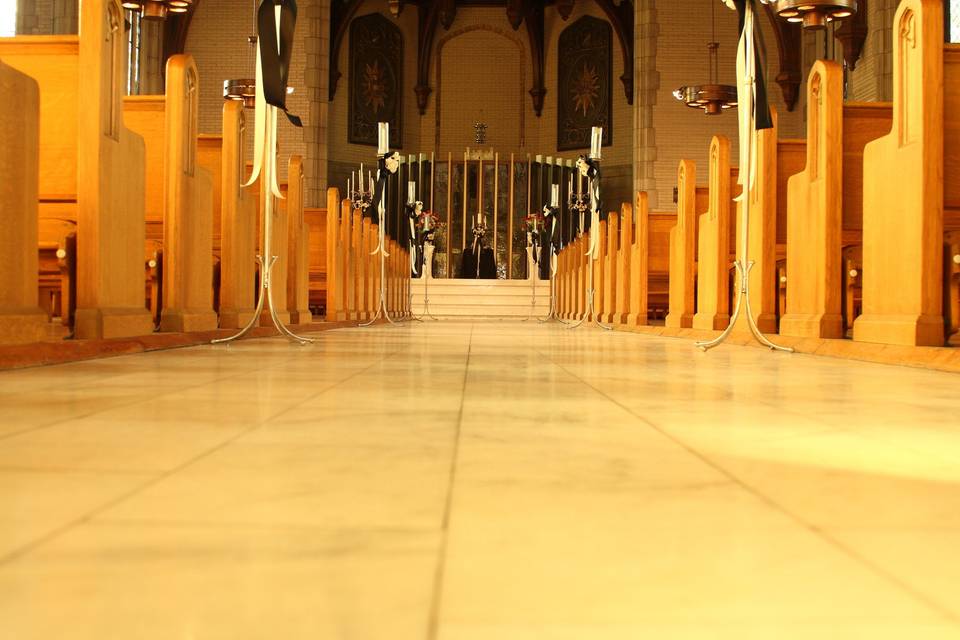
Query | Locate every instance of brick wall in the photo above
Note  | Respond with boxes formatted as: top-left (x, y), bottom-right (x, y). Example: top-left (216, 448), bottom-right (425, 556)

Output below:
top-left (650, 0), bottom-right (806, 212)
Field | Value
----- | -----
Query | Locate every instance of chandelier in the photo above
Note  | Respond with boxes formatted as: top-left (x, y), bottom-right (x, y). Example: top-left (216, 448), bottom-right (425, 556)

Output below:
top-left (223, 78), bottom-right (257, 109)
top-left (121, 0), bottom-right (192, 19)
top-left (766, 0), bottom-right (858, 29)
top-left (674, 2), bottom-right (737, 115)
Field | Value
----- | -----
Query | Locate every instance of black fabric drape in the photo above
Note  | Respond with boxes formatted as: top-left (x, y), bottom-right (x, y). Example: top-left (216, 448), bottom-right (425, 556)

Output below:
top-left (369, 156), bottom-right (390, 222)
top-left (257, 0), bottom-right (303, 127)
top-left (730, 0), bottom-right (773, 131)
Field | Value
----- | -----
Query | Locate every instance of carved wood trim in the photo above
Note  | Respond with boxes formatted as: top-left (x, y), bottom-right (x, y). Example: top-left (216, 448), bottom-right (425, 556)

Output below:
top-left (834, 0), bottom-right (869, 70)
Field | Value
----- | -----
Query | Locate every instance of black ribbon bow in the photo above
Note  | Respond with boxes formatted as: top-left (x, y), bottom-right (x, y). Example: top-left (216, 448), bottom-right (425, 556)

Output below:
top-left (258, 0), bottom-right (302, 127)
top-left (728, 0), bottom-right (773, 131)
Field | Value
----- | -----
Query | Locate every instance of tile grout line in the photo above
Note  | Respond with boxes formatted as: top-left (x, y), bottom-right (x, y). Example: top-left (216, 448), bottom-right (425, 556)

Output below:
top-left (0, 346), bottom-right (325, 443)
top-left (540, 349), bottom-right (960, 625)
top-left (0, 344), bottom-right (407, 567)
top-left (426, 322), bottom-right (474, 640)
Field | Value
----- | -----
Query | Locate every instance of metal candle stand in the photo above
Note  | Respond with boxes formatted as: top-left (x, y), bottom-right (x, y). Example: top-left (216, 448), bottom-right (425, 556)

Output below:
top-left (538, 250), bottom-right (566, 324)
top-left (569, 127), bottom-right (612, 331)
top-left (523, 240), bottom-right (540, 321)
top-left (360, 194), bottom-right (396, 327)
top-left (213, 102), bottom-right (314, 347)
top-left (361, 123), bottom-right (400, 328)
top-left (411, 243), bottom-right (439, 321)
top-left (696, 0), bottom-right (792, 354)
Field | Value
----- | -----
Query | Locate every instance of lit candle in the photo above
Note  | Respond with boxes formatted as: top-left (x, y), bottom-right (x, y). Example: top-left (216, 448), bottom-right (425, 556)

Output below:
top-left (408, 181), bottom-right (416, 204)
top-left (590, 127), bottom-right (603, 160)
top-left (377, 122), bottom-right (389, 155)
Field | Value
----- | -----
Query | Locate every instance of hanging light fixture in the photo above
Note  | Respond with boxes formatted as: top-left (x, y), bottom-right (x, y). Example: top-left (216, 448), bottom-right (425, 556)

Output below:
top-left (223, 78), bottom-right (257, 108)
top-left (224, 0), bottom-right (258, 109)
top-left (766, 0), bottom-right (858, 30)
top-left (674, 2), bottom-right (738, 115)
top-left (121, 0), bottom-right (193, 19)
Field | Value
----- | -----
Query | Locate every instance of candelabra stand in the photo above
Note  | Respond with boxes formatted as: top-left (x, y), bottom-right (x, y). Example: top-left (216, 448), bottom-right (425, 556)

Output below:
top-left (411, 242), bottom-right (439, 321)
top-left (361, 177), bottom-right (395, 327)
top-left (213, 104), bottom-right (313, 346)
top-left (569, 160), bottom-right (611, 331)
top-left (348, 182), bottom-right (373, 216)
top-left (696, 0), bottom-right (792, 353)
top-left (523, 242), bottom-right (540, 321)
top-left (539, 252), bottom-right (566, 324)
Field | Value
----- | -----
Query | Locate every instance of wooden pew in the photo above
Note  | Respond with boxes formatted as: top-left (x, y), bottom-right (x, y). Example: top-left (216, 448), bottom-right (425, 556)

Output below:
top-left (780, 61), bottom-right (845, 339)
top-left (781, 59), bottom-right (893, 339)
top-left (945, 234), bottom-right (960, 341)
top-left (648, 211), bottom-right (674, 319)
top-left (625, 193), bottom-right (650, 327)
top-left (602, 213), bottom-right (619, 323)
top-left (151, 55), bottom-right (217, 333)
top-left (216, 100), bottom-right (258, 329)
top-left (693, 136), bottom-right (734, 331)
top-left (1, 0), bottom-right (154, 339)
top-left (286, 156), bottom-right (313, 325)
top-left (0, 60), bottom-right (48, 344)
top-left (75, 0), bottom-right (153, 338)
top-left (730, 109), bottom-right (805, 335)
top-left (593, 219), bottom-right (608, 322)
top-left (854, 0), bottom-right (957, 346)
top-left (304, 207), bottom-right (327, 316)
top-left (325, 189), bottom-right (345, 321)
top-left (614, 202), bottom-right (633, 326)
top-left (665, 160), bottom-right (700, 328)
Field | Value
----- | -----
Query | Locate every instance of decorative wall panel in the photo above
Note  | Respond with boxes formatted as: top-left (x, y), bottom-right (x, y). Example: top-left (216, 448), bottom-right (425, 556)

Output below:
top-left (348, 13), bottom-right (402, 147)
top-left (557, 16), bottom-right (612, 151)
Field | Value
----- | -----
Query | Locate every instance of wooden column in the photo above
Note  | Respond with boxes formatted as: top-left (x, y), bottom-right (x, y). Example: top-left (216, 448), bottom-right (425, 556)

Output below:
top-left (218, 100), bottom-right (257, 329)
top-left (780, 61), bottom-right (844, 339)
top-left (665, 160), bottom-right (697, 329)
top-left (0, 61), bottom-right (47, 344)
top-left (693, 136), bottom-right (733, 331)
top-left (158, 55), bottom-right (217, 333)
top-left (626, 192), bottom-right (650, 327)
top-left (854, 0), bottom-right (945, 346)
top-left (75, 0), bottom-right (154, 339)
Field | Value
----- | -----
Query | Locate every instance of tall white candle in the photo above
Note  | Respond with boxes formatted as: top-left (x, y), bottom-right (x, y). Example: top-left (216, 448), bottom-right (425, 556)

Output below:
top-left (551, 184), bottom-right (559, 207)
top-left (377, 122), bottom-right (389, 155)
top-left (368, 170), bottom-right (373, 193)
top-left (590, 127), bottom-right (603, 160)
top-left (408, 181), bottom-right (416, 204)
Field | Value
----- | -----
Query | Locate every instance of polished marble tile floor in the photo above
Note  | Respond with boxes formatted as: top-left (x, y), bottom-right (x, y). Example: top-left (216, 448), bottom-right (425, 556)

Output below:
top-left (1, 321), bottom-right (959, 639)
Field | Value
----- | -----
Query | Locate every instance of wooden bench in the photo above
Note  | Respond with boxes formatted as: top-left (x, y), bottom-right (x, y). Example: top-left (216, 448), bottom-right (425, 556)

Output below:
top-left (0, 59), bottom-right (47, 345)
top-left (781, 59), bottom-right (893, 339)
top-left (854, 0), bottom-right (959, 346)
top-left (0, 0), bottom-right (154, 339)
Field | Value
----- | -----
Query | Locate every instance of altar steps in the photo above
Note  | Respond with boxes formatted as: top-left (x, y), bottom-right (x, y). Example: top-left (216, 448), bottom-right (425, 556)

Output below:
top-left (410, 277), bottom-right (551, 318)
